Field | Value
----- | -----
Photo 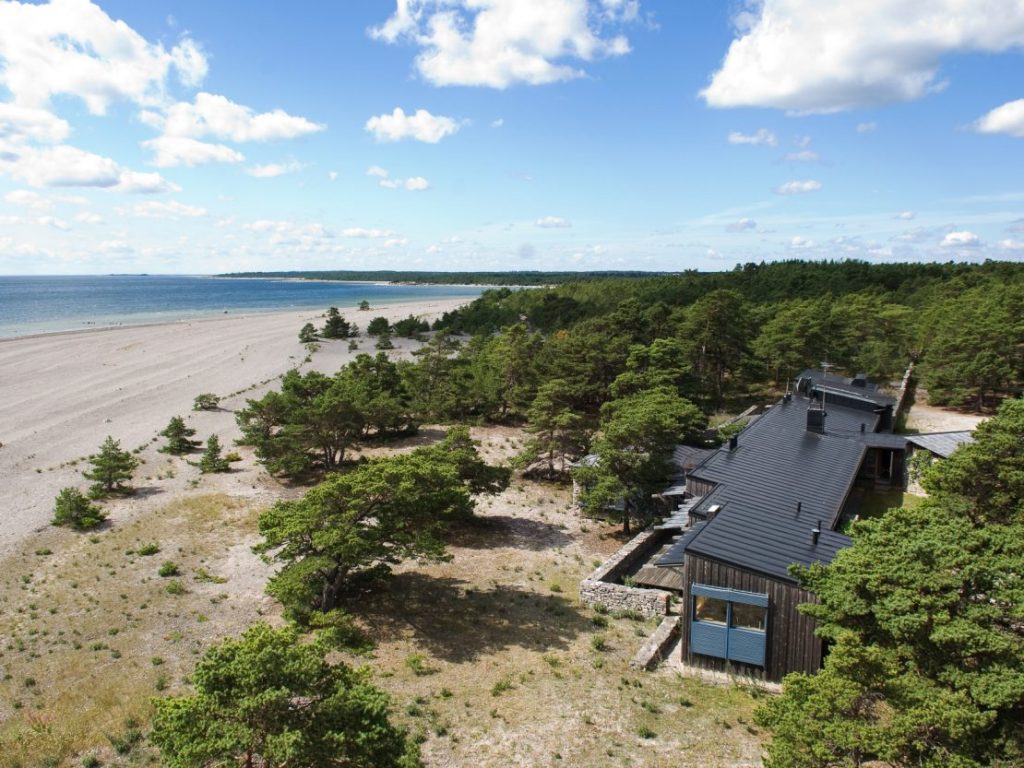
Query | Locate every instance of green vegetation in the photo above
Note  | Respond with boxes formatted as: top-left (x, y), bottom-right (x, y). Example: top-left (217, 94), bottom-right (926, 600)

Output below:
top-left (51, 487), bottom-right (106, 530)
top-left (198, 434), bottom-right (230, 473)
top-left (159, 416), bottom-right (199, 455)
top-left (256, 427), bottom-right (508, 621)
top-left (367, 315), bottom-right (390, 335)
top-left (757, 399), bottom-right (1024, 767)
top-left (192, 393), bottom-right (220, 411)
top-left (217, 269), bottom-right (662, 285)
top-left (299, 322), bottom-right (318, 343)
top-left (151, 623), bottom-right (421, 767)
top-left (83, 436), bottom-right (139, 498)
top-left (321, 306), bottom-right (358, 339)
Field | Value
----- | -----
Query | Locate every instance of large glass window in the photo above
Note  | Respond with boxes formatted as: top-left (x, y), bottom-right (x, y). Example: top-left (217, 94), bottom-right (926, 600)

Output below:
top-left (694, 596), bottom-right (727, 624)
top-left (730, 602), bottom-right (767, 631)
top-left (690, 584), bottom-right (768, 667)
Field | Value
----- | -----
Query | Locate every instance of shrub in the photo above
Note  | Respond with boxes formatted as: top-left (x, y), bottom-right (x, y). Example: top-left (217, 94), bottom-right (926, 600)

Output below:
top-left (193, 393), bottom-right (220, 411)
top-left (52, 487), bottom-right (106, 530)
top-left (165, 579), bottom-right (186, 595)
top-left (137, 542), bottom-right (160, 556)
top-left (158, 561), bottom-right (180, 577)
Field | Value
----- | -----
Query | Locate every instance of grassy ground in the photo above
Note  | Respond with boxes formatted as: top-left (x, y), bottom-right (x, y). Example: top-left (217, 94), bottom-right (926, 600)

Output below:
top-left (0, 428), bottom-right (766, 768)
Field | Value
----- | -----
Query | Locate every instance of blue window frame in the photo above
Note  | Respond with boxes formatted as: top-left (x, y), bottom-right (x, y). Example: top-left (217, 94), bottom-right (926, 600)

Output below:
top-left (690, 584), bottom-right (768, 666)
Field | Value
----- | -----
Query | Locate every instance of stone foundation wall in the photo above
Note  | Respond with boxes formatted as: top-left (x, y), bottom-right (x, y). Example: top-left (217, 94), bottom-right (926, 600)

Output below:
top-left (630, 616), bottom-right (682, 670)
top-left (578, 528), bottom-right (672, 619)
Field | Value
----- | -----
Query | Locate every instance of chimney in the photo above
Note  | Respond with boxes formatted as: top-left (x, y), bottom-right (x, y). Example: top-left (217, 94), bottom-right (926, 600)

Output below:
top-left (783, 392), bottom-right (792, 404)
top-left (807, 407), bottom-right (826, 433)
top-left (728, 435), bottom-right (738, 451)
top-left (860, 423), bottom-right (866, 433)
top-left (811, 520), bottom-right (822, 546)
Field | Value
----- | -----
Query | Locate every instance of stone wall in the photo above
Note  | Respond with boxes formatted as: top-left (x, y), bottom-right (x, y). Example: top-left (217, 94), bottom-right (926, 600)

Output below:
top-left (579, 528), bottom-right (672, 619)
top-left (630, 616), bottom-right (682, 670)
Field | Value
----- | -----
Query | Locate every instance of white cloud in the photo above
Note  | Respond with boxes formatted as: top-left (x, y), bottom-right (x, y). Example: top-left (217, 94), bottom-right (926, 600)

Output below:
top-left (155, 93), bottom-right (324, 143)
top-left (4, 189), bottom-right (52, 211)
top-left (790, 235), bottom-right (815, 249)
top-left (491, 118), bottom-right (505, 128)
top-left (118, 200), bottom-right (207, 219)
top-left (75, 211), bottom-right (102, 224)
top-left (785, 150), bottom-right (819, 162)
top-left (856, 122), bottom-right (878, 134)
top-left (37, 215), bottom-right (70, 230)
top-left (727, 128), bottom-right (776, 146)
top-left (896, 211), bottom-right (915, 220)
top-left (0, 104), bottom-right (70, 143)
top-left (328, 171), bottom-right (338, 181)
top-left (142, 136), bottom-right (245, 168)
top-left (702, 1), bottom-right (1024, 112)
top-left (536, 215), bottom-right (572, 228)
top-left (0, 0), bottom-right (207, 115)
top-left (245, 161), bottom-right (306, 178)
top-left (998, 238), bottom-right (1024, 250)
top-left (403, 176), bottom-right (431, 191)
top-left (941, 230), bottom-right (981, 247)
top-left (365, 107), bottom-right (460, 143)
top-left (247, 219), bottom-right (332, 248)
top-left (370, 0), bottom-right (636, 88)
top-left (0, 144), bottom-right (179, 193)
top-left (342, 227), bottom-right (394, 238)
top-left (775, 179), bottom-right (822, 195)
top-left (367, 165), bottom-right (390, 178)
top-left (975, 99), bottom-right (1024, 138)
top-left (380, 174), bottom-right (431, 191)
top-left (726, 217), bottom-right (757, 232)
top-left (385, 238), bottom-right (409, 248)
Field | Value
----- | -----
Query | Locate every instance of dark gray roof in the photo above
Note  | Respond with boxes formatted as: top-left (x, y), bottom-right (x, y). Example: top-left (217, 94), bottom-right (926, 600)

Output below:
top-left (672, 444), bottom-right (716, 472)
top-left (859, 432), bottom-right (912, 449)
top-left (797, 369), bottom-right (896, 405)
top-left (906, 431), bottom-right (975, 459)
top-left (658, 375), bottom-right (897, 583)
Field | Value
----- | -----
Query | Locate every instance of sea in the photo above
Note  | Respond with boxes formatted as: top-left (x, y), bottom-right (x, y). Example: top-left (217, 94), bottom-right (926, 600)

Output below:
top-left (0, 275), bottom-right (484, 338)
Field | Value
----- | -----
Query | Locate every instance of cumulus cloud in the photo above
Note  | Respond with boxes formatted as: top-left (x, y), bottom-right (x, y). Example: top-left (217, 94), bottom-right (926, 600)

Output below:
top-left (941, 230), bottom-right (981, 247)
top-left (726, 217), bottom-right (757, 232)
top-left (0, 104), bottom-right (70, 143)
top-left (701, 1), bottom-right (1024, 112)
top-left (785, 150), bottom-right (819, 162)
top-left (790, 235), bottom-right (815, 249)
top-left (896, 211), bottom-right (916, 220)
top-left (0, 144), bottom-right (178, 193)
top-left (379, 173), bottom-right (431, 191)
top-left (727, 128), bottom-right (776, 146)
top-left (365, 107), bottom-right (460, 143)
top-left (369, 0), bottom-right (636, 88)
top-left (142, 136), bottom-right (245, 168)
top-left (998, 238), bottom-right (1024, 250)
top-left (975, 99), bottom-right (1024, 138)
top-left (856, 122), bottom-right (878, 134)
top-left (536, 216), bottom-right (572, 228)
top-left (118, 200), bottom-right (207, 219)
top-left (245, 161), bottom-right (306, 178)
top-left (154, 93), bottom-right (324, 143)
top-left (342, 227), bottom-right (394, 238)
top-left (775, 179), bottom-right (822, 195)
top-left (4, 189), bottom-right (52, 211)
top-left (491, 118), bottom-right (505, 128)
top-left (75, 211), bottom-right (102, 224)
top-left (367, 165), bottom-right (390, 178)
top-left (0, 0), bottom-right (207, 115)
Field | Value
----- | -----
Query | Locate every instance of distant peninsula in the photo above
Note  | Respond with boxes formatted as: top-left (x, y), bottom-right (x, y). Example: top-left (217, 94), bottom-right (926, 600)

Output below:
top-left (215, 270), bottom-right (670, 286)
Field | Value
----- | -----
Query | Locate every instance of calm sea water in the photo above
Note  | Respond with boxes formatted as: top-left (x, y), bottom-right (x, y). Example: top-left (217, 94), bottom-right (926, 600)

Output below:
top-left (0, 275), bottom-right (483, 338)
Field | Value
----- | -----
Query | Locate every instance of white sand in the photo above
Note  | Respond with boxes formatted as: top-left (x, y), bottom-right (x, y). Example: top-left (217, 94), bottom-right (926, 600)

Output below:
top-left (0, 298), bottom-right (470, 556)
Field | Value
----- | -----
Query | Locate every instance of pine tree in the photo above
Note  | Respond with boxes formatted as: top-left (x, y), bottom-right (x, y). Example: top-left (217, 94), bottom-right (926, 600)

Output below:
top-left (52, 487), bottom-right (106, 530)
top-left (299, 323), bottom-right (318, 343)
top-left (321, 307), bottom-right (350, 339)
top-left (159, 416), bottom-right (199, 455)
top-left (199, 434), bottom-right (230, 474)
top-left (83, 436), bottom-right (139, 497)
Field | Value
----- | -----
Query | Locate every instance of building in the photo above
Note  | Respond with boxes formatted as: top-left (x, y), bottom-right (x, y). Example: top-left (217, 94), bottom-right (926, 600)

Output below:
top-left (653, 371), bottom-right (968, 682)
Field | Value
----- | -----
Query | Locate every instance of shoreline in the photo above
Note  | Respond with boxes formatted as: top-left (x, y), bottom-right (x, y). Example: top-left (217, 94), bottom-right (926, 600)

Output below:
top-left (0, 293), bottom-right (472, 343)
top-left (0, 296), bottom-right (471, 558)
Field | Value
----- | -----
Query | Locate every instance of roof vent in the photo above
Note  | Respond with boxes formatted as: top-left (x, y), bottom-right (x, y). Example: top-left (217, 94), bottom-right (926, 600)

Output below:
top-left (728, 435), bottom-right (738, 451)
top-left (851, 373), bottom-right (868, 388)
top-left (860, 423), bottom-right (866, 433)
top-left (811, 520), bottom-right (822, 546)
top-left (707, 504), bottom-right (722, 520)
top-left (796, 501), bottom-right (802, 516)
top-left (783, 392), bottom-right (792, 404)
top-left (807, 407), bottom-right (826, 434)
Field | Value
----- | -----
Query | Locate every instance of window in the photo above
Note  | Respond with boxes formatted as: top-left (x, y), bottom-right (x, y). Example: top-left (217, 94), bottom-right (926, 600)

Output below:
top-left (690, 584), bottom-right (768, 667)
top-left (730, 602), bottom-right (767, 631)
top-left (693, 595), bottom-right (727, 624)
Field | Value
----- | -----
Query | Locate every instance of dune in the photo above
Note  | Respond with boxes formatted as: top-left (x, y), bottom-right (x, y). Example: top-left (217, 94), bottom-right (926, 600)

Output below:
top-left (0, 298), bottom-right (469, 556)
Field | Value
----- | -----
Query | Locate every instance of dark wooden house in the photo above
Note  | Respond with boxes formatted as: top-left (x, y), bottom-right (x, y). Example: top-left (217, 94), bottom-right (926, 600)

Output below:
top-left (656, 371), bottom-right (903, 681)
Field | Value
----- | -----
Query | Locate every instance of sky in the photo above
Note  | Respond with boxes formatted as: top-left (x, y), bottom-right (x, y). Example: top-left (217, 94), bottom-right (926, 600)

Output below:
top-left (1, 0), bottom-right (1024, 275)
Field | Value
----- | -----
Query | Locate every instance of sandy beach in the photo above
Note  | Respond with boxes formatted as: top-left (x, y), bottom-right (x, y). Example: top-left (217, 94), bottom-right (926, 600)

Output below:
top-left (0, 297), bottom-right (470, 557)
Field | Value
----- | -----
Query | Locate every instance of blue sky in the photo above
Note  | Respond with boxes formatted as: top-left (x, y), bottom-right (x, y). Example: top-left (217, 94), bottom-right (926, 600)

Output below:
top-left (1, 0), bottom-right (1023, 274)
